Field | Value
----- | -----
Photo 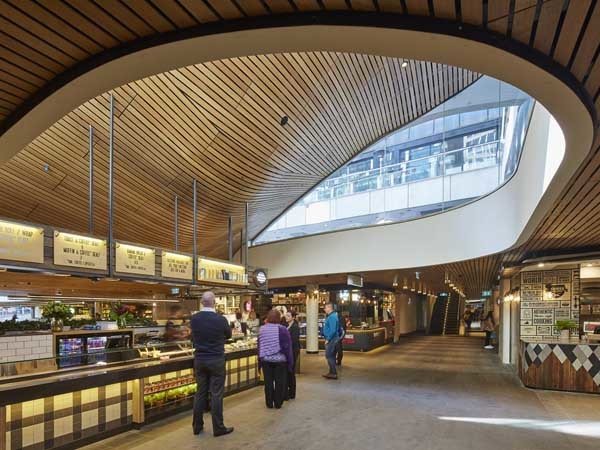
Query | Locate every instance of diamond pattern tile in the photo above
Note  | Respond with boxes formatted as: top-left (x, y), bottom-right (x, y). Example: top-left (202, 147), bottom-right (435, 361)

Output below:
top-left (523, 343), bottom-right (600, 386)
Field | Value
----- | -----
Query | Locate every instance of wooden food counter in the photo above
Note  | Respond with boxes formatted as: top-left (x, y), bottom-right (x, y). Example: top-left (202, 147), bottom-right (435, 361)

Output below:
top-left (0, 346), bottom-right (258, 450)
top-left (519, 338), bottom-right (600, 394)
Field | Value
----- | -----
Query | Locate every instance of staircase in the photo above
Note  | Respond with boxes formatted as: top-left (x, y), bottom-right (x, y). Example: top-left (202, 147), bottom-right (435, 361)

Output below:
top-left (429, 296), bottom-right (447, 335)
top-left (443, 295), bottom-right (460, 335)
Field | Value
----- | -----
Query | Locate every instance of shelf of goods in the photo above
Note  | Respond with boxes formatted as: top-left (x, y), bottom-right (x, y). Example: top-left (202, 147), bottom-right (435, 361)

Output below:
top-left (0, 347), bottom-right (259, 450)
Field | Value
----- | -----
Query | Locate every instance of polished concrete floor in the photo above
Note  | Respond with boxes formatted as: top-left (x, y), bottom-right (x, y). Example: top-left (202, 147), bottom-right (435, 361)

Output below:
top-left (82, 336), bottom-right (600, 450)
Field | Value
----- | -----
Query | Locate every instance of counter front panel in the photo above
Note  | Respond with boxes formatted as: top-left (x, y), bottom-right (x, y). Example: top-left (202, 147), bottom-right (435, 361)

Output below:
top-left (520, 340), bottom-right (600, 394)
top-left (4, 380), bottom-right (133, 450)
top-left (0, 348), bottom-right (258, 450)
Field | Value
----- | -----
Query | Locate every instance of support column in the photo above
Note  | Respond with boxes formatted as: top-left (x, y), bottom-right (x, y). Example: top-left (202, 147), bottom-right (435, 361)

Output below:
top-left (393, 292), bottom-right (403, 343)
top-left (306, 284), bottom-right (319, 354)
top-left (499, 277), bottom-right (512, 365)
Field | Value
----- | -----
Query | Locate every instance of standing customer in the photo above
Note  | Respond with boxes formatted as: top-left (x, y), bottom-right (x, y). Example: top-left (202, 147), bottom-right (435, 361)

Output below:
top-left (258, 309), bottom-right (294, 409)
top-left (284, 311), bottom-right (301, 400)
top-left (335, 313), bottom-right (347, 366)
top-left (482, 311), bottom-right (495, 349)
top-left (322, 303), bottom-right (341, 380)
top-left (190, 291), bottom-right (234, 437)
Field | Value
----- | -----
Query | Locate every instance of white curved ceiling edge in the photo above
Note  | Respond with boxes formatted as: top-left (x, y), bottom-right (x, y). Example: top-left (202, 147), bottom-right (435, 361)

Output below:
top-left (0, 26), bottom-right (593, 275)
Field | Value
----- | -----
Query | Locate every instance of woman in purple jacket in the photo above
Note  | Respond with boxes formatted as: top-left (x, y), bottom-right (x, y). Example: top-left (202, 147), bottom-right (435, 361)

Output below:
top-left (258, 309), bottom-right (294, 409)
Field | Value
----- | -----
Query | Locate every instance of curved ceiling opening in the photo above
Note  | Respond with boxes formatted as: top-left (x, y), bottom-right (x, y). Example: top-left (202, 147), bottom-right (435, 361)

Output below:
top-left (254, 76), bottom-right (541, 245)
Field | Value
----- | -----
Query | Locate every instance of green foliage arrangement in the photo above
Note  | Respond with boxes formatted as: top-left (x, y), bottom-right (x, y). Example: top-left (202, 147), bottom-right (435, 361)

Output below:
top-left (0, 318), bottom-right (50, 333)
top-left (64, 318), bottom-right (97, 329)
top-left (555, 320), bottom-right (578, 331)
top-left (41, 301), bottom-right (73, 321)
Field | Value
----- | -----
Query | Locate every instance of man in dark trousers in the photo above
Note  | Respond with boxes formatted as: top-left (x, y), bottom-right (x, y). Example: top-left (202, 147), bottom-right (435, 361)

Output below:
top-left (191, 291), bottom-right (234, 437)
top-left (336, 313), bottom-right (347, 366)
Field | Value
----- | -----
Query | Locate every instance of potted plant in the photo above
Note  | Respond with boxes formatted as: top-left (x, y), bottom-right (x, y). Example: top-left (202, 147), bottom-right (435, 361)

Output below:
top-left (42, 301), bottom-right (73, 332)
top-left (555, 320), bottom-right (577, 340)
top-left (109, 301), bottom-right (133, 329)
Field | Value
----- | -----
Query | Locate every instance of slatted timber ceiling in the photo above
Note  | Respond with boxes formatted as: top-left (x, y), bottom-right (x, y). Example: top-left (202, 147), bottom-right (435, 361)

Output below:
top-left (1, 1), bottom-right (600, 298)
top-left (0, 52), bottom-right (479, 259)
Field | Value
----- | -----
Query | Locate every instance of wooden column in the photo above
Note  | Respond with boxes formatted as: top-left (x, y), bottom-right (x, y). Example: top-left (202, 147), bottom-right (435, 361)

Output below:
top-left (393, 292), bottom-right (402, 343)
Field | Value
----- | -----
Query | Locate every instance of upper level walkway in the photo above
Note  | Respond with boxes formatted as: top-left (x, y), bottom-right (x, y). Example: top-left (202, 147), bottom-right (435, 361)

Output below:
top-left (83, 335), bottom-right (600, 450)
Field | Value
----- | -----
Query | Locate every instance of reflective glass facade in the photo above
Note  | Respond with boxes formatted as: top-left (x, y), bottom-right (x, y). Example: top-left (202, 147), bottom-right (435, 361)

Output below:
top-left (254, 77), bottom-right (534, 245)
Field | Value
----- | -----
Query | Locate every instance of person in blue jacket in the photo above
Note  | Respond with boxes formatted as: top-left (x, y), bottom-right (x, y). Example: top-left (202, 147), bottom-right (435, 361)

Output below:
top-left (322, 302), bottom-right (340, 379)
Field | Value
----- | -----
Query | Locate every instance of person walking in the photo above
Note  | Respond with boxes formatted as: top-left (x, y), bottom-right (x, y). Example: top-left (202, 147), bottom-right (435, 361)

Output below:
top-left (190, 291), bottom-right (234, 437)
top-left (258, 309), bottom-right (294, 409)
top-left (322, 302), bottom-right (341, 380)
top-left (482, 311), bottom-right (496, 349)
top-left (335, 313), bottom-right (347, 366)
top-left (463, 307), bottom-right (473, 331)
top-left (284, 311), bottom-right (300, 400)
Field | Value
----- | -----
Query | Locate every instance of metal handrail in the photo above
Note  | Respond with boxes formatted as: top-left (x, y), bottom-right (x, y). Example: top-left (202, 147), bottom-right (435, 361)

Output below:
top-left (305, 140), bottom-right (501, 203)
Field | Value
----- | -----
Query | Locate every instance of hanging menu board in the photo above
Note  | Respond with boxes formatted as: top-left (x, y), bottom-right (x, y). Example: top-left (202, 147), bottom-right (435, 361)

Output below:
top-left (198, 258), bottom-right (247, 285)
top-left (54, 231), bottom-right (107, 270)
top-left (116, 242), bottom-right (156, 276)
top-left (0, 220), bottom-right (44, 263)
top-left (161, 252), bottom-right (193, 280)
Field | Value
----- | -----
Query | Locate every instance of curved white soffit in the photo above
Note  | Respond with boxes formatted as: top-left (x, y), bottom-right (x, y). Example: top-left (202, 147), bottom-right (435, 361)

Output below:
top-left (248, 102), bottom-right (574, 278)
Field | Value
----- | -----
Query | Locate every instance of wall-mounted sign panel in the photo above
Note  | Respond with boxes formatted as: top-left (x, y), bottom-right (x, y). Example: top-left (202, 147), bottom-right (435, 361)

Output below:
top-left (198, 258), bottom-right (246, 285)
top-left (161, 252), bottom-right (193, 280)
top-left (347, 274), bottom-right (363, 287)
top-left (116, 242), bottom-right (156, 276)
top-left (54, 232), bottom-right (107, 270)
top-left (0, 220), bottom-right (44, 263)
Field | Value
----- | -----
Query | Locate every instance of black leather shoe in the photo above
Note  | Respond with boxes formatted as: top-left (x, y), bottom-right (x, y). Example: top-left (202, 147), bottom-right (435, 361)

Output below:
top-left (214, 427), bottom-right (234, 437)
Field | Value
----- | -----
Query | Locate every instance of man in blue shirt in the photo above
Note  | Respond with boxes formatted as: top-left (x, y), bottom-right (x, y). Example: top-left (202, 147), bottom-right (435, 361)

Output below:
top-left (322, 302), bottom-right (340, 379)
top-left (190, 291), bottom-right (234, 437)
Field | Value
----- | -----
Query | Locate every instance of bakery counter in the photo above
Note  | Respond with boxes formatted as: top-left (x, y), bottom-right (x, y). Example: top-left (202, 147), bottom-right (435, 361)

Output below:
top-left (519, 338), bottom-right (600, 394)
top-left (0, 346), bottom-right (258, 450)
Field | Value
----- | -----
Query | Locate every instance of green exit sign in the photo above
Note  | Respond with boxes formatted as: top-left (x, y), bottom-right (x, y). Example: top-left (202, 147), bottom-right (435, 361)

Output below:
top-left (481, 290), bottom-right (492, 297)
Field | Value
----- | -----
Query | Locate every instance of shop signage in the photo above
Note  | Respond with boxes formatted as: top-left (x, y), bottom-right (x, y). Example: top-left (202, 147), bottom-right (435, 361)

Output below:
top-left (347, 274), bottom-right (363, 287)
top-left (161, 252), bottom-right (193, 280)
top-left (116, 243), bottom-right (156, 276)
top-left (254, 269), bottom-right (267, 287)
top-left (53, 232), bottom-right (107, 270)
top-left (343, 334), bottom-right (355, 344)
top-left (0, 220), bottom-right (44, 263)
top-left (481, 290), bottom-right (492, 297)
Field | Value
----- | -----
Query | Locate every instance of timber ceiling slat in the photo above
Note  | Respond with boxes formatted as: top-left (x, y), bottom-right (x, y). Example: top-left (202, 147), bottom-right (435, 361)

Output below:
top-left (146, 0), bottom-right (199, 28)
top-left (570, 3), bottom-right (600, 80)
top-left (95, 1), bottom-right (159, 36)
top-left (176, 0), bottom-right (220, 23)
top-left (206, 0), bottom-right (246, 20)
top-left (0, 52), bottom-right (475, 259)
top-left (532, 0), bottom-right (563, 56)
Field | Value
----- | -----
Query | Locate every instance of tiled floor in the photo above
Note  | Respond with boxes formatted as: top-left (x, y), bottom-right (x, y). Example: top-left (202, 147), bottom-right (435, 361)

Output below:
top-left (82, 335), bottom-right (600, 450)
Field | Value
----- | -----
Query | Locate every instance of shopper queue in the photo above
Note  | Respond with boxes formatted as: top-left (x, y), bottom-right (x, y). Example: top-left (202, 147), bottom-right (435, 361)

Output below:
top-left (190, 294), bottom-right (344, 439)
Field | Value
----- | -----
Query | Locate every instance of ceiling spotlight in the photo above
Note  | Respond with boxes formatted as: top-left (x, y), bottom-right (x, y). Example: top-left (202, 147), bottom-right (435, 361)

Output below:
top-left (537, 263), bottom-right (545, 268)
top-left (401, 61), bottom-right (408, 68)
top-left (280, 115), bottom-right (289, 126)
